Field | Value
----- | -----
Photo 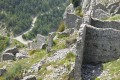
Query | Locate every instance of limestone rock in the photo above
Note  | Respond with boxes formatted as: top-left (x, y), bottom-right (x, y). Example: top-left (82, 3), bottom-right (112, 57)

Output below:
top-left (93, 9), bottom-right (110, 19)
top-left (22, 75), bottom-right (36, 80)
top-left (4, 47), bottom-right (19, 55)
top-left (16, 51), bottom-right (28, 60)
top-left (2, 53), bottom-right (15, 61)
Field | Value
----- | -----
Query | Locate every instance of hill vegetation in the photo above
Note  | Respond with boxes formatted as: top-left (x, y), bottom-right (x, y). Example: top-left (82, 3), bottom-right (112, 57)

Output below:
top-left (0, 0), bottom-right (67, 37)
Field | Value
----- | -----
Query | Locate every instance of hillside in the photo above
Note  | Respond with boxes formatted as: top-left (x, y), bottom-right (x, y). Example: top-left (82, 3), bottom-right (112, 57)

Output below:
top-left (0, 0), bottom-right (67, 37)
top-left (1, 0), bottom-right (120, 80)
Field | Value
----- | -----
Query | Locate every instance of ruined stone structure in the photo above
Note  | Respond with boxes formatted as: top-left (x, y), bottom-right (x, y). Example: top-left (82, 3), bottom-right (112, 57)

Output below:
top-left (62, 0), bottom-right (120, 80)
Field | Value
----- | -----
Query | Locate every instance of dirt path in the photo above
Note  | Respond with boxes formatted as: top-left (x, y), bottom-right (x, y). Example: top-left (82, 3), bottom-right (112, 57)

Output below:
top-left (14, 16), bottom-right (38, 45)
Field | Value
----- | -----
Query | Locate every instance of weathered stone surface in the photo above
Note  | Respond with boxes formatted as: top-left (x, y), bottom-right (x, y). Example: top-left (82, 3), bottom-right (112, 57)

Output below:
top-left (114, 6), bottom-right (120, 14)
top-left (74, 24), bottom-right (86, 80)
top-left (63, 13), bottom-right (82, 28)
top-left (91, 18), bottom-right (120, 30)
top-left (83, 10), bottom-right (92, 24)
top-left (2, 53), bottom-right (14, 61)
top-left (82, 0), bottom-right (92, 14)
top-left (36, 34), bottom-right (46, 49)
top-left (107, 1), bottom-right (120, 10)
top-left (46, 32), bottom-right (55, 52)
top-left (0, 55), bottom-right (1, 62)
top-left (0, 68), bottom-right (6, 76)
top-left (83, 25), bottom-right (120, 63)
top-left (75, 19), bottom-right (82, 30)
top-left (93, 9), bottom-right (110, 19)
top-left (16, 51), bottom-right (28, 60)
top-left (94, 3), bottom-right (107, 11)
top-left (4, 47), bottom-right (19, 55)
top-left (22, 75), bottom-right (36, 80)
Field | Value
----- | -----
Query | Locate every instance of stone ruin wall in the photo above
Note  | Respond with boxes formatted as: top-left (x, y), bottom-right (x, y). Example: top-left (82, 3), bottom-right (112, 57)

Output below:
top-left (91, 18), bottom-right (120, 30)
top-left (74, 24), bottom-right (86, 80)
top-left (83, 24), bottom-right (120, 63)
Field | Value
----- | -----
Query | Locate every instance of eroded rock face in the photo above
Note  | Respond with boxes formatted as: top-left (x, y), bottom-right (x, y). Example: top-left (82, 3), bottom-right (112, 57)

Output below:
top-left (83, 25), bottom-right (120, 63)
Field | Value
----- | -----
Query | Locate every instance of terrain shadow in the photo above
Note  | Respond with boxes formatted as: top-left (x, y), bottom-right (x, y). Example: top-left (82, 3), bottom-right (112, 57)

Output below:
top-left (81, 63), bottom-right (103, 80)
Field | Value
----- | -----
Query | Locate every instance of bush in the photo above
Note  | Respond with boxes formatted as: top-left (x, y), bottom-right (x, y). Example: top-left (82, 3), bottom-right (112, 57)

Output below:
top-left (5, 63), bottom-right (23, 80)
top-left (57, 21), bottom-right (65, 32)
top-left (75, 6), bottom-right (83, 17)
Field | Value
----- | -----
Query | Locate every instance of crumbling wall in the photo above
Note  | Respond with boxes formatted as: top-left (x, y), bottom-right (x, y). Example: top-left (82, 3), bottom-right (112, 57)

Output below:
top-left (74, 24), bottom-right (86, 80)
top-left (63, 13), bottom-right (82, 29)
top-left (91, 18), bottom-right (120, 30)
top-left (83, 25), bottom-right (120, 63)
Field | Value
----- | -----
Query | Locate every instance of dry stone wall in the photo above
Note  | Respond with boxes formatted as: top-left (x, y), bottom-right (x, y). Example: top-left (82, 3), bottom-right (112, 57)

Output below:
top-left (83, 25), bottom-right (120, 63)
top-left (63, 13), bottom-right (82, 29)
top-left (74, 24), bottom-right (86, 80)
top-left (91, 18), bottom-right (120, 30)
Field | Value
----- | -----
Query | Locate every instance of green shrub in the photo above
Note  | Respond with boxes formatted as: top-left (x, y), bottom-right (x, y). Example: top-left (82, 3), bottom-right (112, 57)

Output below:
top-left (0, 36), bottom-right (9, 52)
top-left (58, 33), bottom-right (69, 38)
top-left (66, 38), bottom-right (77, 47)
top-left (57, 21), bottom-right (65, 32)
top-left (105, 14), bottom-right (120, 21)
top-left (29, 50), bottom-right (36, 55)
top-left (75, 6), bottom-right (83, 17)
top-left (5, 63), bottom-right (23, 80)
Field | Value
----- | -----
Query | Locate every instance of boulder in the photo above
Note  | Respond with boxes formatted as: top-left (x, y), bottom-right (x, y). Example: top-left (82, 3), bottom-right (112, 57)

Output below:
top-left (0, 68), bottom-right (6, 76)
top-left (4, 47), bottom-right (19, 55)
top-left (22, 75), bottom-right (36, 80)
top-left (2, 53), bottom-right (15, 61)
top-left (93, 9), bottom-right (110, 19)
